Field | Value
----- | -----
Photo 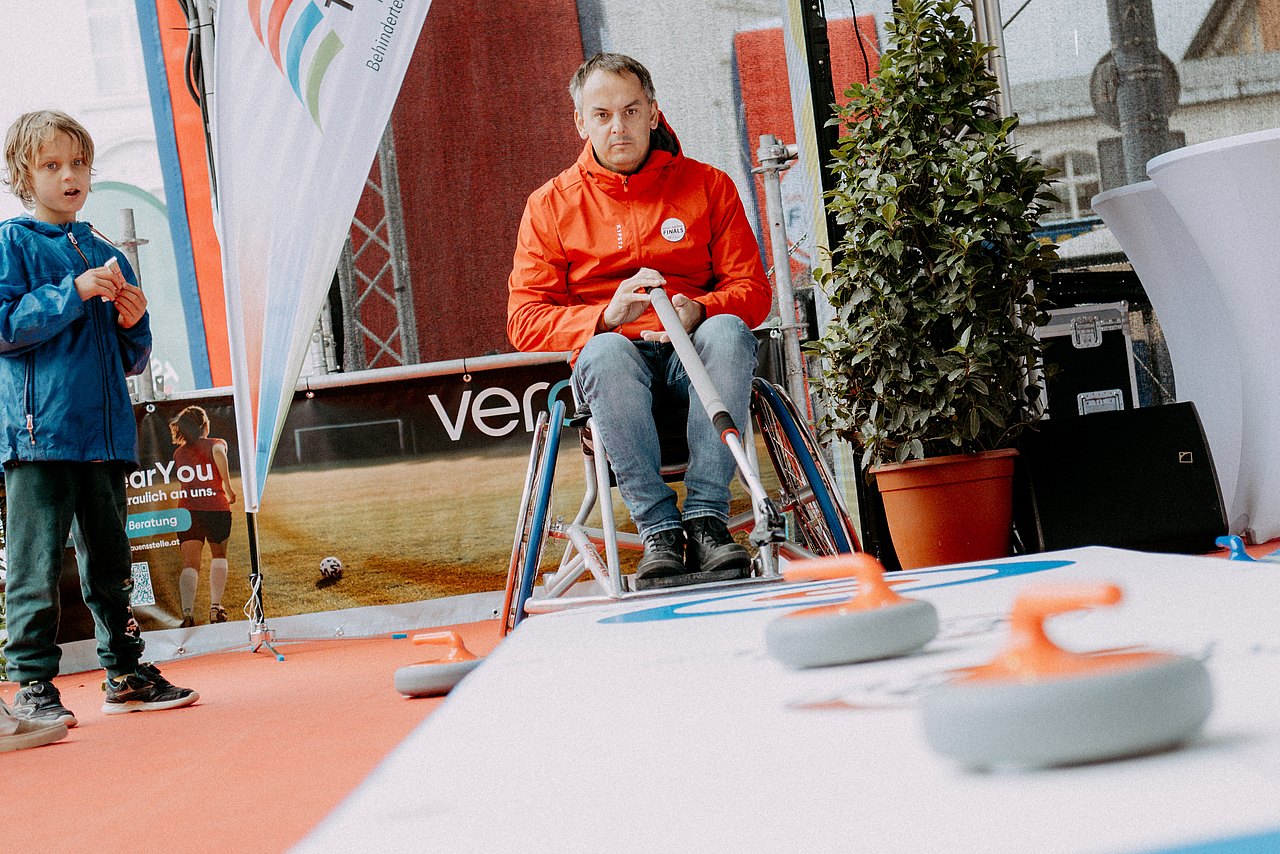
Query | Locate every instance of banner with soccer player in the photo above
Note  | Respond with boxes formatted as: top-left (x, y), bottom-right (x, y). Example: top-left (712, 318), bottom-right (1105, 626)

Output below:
top-left (110, 359), bottom-right (572, 635)
top-left (210, 0), bottom-right (432, 510)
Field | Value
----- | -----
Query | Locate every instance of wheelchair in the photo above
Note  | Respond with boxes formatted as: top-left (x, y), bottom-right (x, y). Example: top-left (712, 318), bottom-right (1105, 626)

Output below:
top-left (501, 289), bottom-right (859, 635)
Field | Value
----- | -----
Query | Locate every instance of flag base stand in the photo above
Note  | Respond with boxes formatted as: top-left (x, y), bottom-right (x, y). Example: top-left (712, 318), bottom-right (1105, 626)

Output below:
top-left (244, 510), bottom-right (285, 660)
top-left (249, 627), bottom-right (282, 659)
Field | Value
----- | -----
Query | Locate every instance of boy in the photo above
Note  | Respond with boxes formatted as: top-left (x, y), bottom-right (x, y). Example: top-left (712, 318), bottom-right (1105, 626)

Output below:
top-left (0, 110), bottom-right (197, 727)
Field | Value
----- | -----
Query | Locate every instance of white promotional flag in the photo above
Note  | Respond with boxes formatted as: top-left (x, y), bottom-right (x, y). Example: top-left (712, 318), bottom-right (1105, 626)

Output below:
top-left (211, 0), bottom-right (431, 510)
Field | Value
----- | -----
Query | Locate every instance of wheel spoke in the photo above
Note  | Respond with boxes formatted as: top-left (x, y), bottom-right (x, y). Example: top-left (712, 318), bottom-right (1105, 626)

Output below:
top-left (751, 379), bottom-right (858, 555)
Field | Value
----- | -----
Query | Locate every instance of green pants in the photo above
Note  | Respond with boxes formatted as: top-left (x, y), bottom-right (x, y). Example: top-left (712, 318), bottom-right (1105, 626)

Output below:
top-left (2, 461), bottom-right (144, 682)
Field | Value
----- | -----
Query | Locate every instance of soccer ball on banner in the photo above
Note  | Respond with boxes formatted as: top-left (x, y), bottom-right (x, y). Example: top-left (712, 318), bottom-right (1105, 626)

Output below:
top-left (319, 556), bottom-right (344, 581)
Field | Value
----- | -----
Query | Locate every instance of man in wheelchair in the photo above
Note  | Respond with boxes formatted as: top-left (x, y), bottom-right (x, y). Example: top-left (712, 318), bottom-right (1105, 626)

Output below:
top-left (507, 52), bottom-right (772, 589)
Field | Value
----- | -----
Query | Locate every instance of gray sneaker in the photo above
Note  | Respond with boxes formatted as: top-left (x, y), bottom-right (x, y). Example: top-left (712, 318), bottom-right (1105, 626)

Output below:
top-left (102, 663), bottom-right (199, 715)
top-left (13, 680), bottom-right (77, 728)
top-left (1, 698), bottom-right (68, 752)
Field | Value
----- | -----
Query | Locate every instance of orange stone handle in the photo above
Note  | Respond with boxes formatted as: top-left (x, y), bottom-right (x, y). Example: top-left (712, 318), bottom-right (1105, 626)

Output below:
top-left (411, 630), bottom-right (477, 663)
top-left (783, 552), bottom-right (905, 611)
top-left (959, 583), bottom-right (1165, 683)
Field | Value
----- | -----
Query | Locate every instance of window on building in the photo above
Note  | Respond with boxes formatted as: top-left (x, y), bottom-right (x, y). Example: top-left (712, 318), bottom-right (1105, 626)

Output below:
top-left (86, 0), bottom-right (145, 98)
top-left (1040, 150), bottom-right (1101, 222)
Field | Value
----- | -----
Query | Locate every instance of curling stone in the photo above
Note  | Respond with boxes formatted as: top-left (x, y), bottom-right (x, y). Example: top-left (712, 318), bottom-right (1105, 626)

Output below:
top-left (765, 552), bottom-right (939, 669)
top-left (920, 584), bottom-right (1212, 769)
top-left (393, 630), bottom-right (482, 697)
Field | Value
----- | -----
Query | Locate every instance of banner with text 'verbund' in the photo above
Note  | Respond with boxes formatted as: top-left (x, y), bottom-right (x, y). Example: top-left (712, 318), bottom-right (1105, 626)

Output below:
top-left (211, 0), bottom-right (431, 510)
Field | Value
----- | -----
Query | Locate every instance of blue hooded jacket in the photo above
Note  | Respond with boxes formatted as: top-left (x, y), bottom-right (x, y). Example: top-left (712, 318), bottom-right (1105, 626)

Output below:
top-left (0, 215), bottom-right (152, 467)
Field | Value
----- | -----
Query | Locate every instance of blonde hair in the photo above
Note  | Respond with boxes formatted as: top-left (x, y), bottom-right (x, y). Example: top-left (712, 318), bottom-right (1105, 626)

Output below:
top-left (3, 110), bottom-right (95, 209)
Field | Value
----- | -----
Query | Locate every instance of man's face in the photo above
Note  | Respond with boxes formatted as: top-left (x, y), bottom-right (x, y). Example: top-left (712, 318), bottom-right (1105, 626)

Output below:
top-left (31, 131), bottom-right (90, 224)
top-left (574, 69), bottom-right (659, 175)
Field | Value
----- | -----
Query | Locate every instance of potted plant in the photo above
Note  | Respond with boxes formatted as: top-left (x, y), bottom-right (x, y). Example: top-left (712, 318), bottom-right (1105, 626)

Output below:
top-left (809, 0), bottom-right (1058, 568)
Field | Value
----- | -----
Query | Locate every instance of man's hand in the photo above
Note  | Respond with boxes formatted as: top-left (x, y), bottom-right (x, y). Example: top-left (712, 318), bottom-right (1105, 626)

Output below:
top-left (74, 267), bottom-right (119, 303)
top-left (598, 267), bottom-right (665, 332)
top-left (640, 292), bottom-right (705, 343)
top-left (113, 283), bottom-right (148, 329)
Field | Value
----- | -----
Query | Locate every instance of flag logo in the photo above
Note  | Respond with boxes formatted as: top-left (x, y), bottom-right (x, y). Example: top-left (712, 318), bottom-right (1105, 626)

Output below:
top-left (248, 0), bottom-right (345, 127)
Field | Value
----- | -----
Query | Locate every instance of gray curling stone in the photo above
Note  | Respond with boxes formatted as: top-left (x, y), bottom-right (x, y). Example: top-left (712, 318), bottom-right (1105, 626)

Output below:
top-left (920, 584), bottom-right (1213, 769)
top-left (393, 630), bottom-right (482, 697)
top-left (394, 658), bottom-right (481, 697)
top-left (767, 597), bottom-right (939, 668)
top-left (766, 552), bottom-right (939, 669)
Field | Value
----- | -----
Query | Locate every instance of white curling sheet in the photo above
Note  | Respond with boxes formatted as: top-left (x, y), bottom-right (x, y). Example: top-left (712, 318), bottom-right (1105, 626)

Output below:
top-left (295, 548), bottom-right (1280, 853)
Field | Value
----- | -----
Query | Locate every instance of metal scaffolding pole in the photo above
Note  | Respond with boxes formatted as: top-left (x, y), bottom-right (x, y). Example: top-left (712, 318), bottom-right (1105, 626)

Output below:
top-left (335, 121), bottom-right (418, 371)
top-left (116, 208), bottom-right (156, 402)
top-left (971, 0), bottom-right (1014, 121)
top-left (754, 135), bottom-right (810, 416)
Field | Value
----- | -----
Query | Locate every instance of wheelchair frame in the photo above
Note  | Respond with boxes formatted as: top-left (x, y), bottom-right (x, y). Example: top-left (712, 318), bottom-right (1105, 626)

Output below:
top-left (501, 288), bottom-right (858, 634)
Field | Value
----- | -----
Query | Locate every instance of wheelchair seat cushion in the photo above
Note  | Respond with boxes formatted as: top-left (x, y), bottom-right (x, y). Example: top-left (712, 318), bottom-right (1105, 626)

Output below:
top-left (576, 398), bottom-right (691, 480)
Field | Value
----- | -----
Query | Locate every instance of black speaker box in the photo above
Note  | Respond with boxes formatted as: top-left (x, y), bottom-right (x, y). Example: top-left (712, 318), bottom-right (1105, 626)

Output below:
top-left (1014, 402), bottom-right (1227, 554)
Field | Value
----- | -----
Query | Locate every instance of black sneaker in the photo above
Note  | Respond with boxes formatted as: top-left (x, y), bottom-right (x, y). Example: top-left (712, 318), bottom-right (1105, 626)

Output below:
top-left (684, 516), bottom-right (751, 578)
top-left (102, 663), bottom-right (199, 715)
top-left (12, 680), bottom-right (77, 728)
top-left (634, 528), bottom-right (687, 590)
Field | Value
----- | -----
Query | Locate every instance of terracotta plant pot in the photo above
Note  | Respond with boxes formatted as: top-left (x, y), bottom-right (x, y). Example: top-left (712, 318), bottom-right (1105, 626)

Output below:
top-left (872, 448), bottom-right (1018, 570)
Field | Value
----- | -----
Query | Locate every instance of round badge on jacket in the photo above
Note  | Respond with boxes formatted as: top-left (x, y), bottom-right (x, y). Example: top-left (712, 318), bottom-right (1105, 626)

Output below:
top-left (660, 218), bottom-right (687, 242)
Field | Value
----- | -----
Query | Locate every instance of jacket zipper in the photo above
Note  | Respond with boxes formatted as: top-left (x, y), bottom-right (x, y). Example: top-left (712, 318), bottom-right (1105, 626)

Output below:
top-left (622, 176), bottom-right (648, 270)
top-left (67, 229), bottom-right (90, 266)
top-left (67, 229), bottom-right (116, 457)
top-left (25, 354), bottom-right (35, 446)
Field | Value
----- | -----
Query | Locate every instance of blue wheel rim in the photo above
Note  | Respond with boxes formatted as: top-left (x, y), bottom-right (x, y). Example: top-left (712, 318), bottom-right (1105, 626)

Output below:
top-left (513, 399), bottom-right (565, 628)
top-left (752, 378), bottom-right (853, 554)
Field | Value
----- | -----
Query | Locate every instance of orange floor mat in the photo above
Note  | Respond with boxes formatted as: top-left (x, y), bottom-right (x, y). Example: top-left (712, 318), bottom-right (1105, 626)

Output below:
top-left (2, 619), bottom-right (501, 854)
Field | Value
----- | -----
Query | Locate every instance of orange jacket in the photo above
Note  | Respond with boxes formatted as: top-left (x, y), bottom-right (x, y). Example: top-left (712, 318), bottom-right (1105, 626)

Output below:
top-left (507, 116), bottom-right (771, 359)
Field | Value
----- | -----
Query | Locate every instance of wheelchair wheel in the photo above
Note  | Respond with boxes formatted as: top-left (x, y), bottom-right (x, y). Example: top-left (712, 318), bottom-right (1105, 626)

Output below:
top-left (501, 399), bottom-right (565, 635)
top-left (751, 378), bottom-right (859, 555)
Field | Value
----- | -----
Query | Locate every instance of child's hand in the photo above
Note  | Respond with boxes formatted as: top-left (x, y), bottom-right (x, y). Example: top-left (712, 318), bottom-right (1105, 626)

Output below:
top-left (114, 283), bottom-right (148, 328)
top-left (102, 257), bottom-right (126, 301)
top-left (226, 488), bottom-right (238, 506)
top-left (74, 267), bottom-right (119, 303)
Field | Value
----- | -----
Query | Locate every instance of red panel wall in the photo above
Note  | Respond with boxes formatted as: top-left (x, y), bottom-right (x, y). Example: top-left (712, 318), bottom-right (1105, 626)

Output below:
top-left (386, 0), bottom-right (585, 364)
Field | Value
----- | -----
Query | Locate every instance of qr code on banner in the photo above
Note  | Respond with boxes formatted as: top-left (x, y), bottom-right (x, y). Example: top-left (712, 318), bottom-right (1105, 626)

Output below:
top-left (130, 561), bottom-right (156, 607)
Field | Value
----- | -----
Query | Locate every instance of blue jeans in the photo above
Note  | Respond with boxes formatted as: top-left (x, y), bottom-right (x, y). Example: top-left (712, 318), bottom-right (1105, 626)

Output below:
top-left (573, 314), bottom-right (759, 539)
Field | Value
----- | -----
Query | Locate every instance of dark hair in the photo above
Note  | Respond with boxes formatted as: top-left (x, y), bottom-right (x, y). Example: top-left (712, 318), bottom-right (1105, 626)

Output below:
top-left (170, 405), bottom-right (209, 445)
top-left (569, 53), bottom-right (656, 110)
